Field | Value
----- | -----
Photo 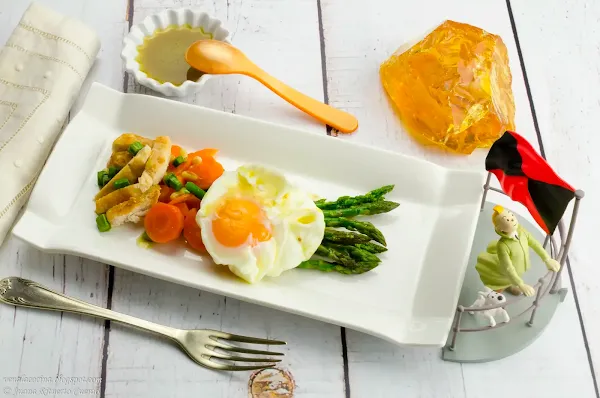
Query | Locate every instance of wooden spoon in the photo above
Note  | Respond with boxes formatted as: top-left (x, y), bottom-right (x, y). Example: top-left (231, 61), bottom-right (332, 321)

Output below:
top-left (185, 40), bottom-right (358, 133)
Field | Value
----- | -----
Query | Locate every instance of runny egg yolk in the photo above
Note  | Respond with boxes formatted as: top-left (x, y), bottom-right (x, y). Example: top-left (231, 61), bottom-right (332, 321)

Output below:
top-left (212, 198), bottom-right (272, 247)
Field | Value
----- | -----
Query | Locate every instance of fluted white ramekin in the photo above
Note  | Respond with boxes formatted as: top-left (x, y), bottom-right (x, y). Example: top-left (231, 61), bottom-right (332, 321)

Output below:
top-left (121, 8), bottom-right (230, 97)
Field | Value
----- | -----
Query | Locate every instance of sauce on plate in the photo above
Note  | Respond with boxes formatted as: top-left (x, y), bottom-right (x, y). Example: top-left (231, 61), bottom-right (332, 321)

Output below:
top-left (136, 24), bottom-right (210, 86)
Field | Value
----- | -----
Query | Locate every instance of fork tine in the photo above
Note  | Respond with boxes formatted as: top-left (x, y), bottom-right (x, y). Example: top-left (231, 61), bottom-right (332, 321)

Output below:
top-left (197, 357), bottom-right (275, 372)
top-left (214, 344), bottom-right (285, 356)
top-left (212, 331), bottom-right (286, 345)
top-left (205, 352), bottom-right (282, 363)
top-left (207, 362), bottom-right (275, 372)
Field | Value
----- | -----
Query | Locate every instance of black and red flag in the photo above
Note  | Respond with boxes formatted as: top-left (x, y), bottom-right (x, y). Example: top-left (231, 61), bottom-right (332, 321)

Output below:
top-left (485, 131), bottom-right (575, 235)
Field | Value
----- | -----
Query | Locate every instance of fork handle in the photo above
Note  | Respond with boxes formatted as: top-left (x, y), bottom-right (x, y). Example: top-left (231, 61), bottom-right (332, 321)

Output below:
top-left (0, 277), bottom-right (177, 340)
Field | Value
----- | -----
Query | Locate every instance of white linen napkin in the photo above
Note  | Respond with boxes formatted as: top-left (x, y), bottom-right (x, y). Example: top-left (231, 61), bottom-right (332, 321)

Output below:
top-left (0, 2), bottom-right (100, 244)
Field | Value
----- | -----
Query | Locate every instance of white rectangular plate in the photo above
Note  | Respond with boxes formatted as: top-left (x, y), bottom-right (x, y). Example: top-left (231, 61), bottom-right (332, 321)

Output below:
top-left (13, 83), bottom-right (485, 347)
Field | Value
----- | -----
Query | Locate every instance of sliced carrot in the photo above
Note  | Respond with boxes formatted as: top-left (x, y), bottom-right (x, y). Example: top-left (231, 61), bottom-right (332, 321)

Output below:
top-left (188, 148), bottom-right (218, 159)
top-left (158, 185), bottom-right (174, 203)
top-left (173, 148), bottom-right (220, 179)
top-left (173, 159), bottom-right (192, 175)
top-left (195, 161), bottom-right (224, 189)
top-left (168, 194), bottom-right (201, 208)
top-left (144, 203), bottom-right (184, 243)
top-left (174, 202), bottom-right (189, 216)
top-left (171, 145), bottom-right (182, 158)
top-left (188, 157), bottom-right (224, 190)
top-left (184, 208), bottom-right (206, 252)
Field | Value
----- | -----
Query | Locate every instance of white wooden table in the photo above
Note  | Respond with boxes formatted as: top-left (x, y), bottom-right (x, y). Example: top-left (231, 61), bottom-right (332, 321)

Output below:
top-left (1, 0), bottom-right (598, 397)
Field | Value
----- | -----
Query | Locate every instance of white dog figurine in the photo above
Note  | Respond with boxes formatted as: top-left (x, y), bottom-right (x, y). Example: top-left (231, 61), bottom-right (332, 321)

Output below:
top-left (469, 291), bottom-right (510, 327)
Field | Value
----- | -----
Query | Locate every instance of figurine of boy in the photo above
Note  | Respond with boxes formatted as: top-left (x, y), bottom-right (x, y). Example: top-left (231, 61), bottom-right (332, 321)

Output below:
top-left (475, 205), bottom-right (561, 296)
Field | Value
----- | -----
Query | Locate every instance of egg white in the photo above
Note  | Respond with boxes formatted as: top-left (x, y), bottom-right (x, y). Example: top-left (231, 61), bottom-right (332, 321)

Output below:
top-left (197, 164), bottom-right (325, 283)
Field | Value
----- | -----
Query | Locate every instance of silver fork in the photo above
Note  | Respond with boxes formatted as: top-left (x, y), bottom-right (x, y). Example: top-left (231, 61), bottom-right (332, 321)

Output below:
top-left (0, 277), bottom-right (285, 371)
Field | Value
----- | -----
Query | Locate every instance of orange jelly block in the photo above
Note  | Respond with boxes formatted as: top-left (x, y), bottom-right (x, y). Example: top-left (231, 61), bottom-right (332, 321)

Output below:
top-left (380, 20), bottom-right (516, 154)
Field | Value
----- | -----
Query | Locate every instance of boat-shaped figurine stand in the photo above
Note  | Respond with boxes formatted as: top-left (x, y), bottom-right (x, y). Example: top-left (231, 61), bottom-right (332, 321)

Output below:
top-left (442, 131), bottom-right (584, 363)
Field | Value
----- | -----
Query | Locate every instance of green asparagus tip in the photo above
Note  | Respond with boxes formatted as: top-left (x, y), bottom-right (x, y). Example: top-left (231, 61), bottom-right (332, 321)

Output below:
top-left (96, 214), bottom-right (111, 232)
top-left (325, 217), bottom-right (386, 246)
top-left (165, 173), bottom-right (183, 191)
top-left (355, 242), bottom-right (388, 253)
top-left (185, 182), bottom-right (206, 199)
top-left (113, 178), bottom-right (130, 189)
top-left (108, 166), bottom-right (120, 179)
top-left (97, 170), bottom-right (108, 188)
top-left (317, 244), bottom-right (358, 268)
top-left (323, 228), bottom-right (372, 244)
top-left (128, 141), bottom-right (144, 156)
top-left (322, 200), bottom-right (400, 218)
top-left (173, 156), bottom-right (186, 167)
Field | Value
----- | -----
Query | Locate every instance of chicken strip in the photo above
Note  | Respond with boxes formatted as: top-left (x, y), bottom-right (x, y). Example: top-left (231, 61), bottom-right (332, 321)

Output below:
top-left (95, 145), bottom-right (151, 200)
top-left (112, 133), bottom-right (153, 152)
top-left (95, 184), bottom-right (142, 214)
top-left (106, 151), bottom-right (132, 169)
top-left (106, 185), bottom-right (160, 227)
top-left (138, 136), bottom-right (172, 191)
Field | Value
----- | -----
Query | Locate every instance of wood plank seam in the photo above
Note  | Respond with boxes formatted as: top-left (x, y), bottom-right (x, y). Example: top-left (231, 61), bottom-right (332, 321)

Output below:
top-left (340, 327), bottom-right (351, 398)
top-left (506, 1), bottom-right (600, 397)
top-left (122, 0), bottom-right (135, 93)
top-left (505, 0), bottom-right (546, 158)
top-left (317, 0), bottom-right (350, 396)
top-left (317, 0), bottom-right (332, 136)
top-left (99, 0), bottom-right (135, 397)
top-left (99, 266), bottom-right (115, 398)
top-left (564, 256), bottom-right (600, 398)
top-left (316, 1), bottom-right (350, 396)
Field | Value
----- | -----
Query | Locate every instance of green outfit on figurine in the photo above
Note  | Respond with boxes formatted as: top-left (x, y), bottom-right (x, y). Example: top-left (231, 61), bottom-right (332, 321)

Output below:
top-left (475, 205), bottom-right (561, 296)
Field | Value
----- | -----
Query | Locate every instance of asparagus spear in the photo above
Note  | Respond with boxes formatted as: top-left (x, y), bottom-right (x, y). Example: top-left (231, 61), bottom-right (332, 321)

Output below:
top-left (319, 195), bottom-right (355, 210)
top-left (323, 228), bottom-right (372, 244)
top-left (325, 217), bottom-right (386, 246)
top-left (298, 259), bottom-right (380, 275)
top-left (355, 242), bottom-right (388, 253)
top-left (326, 243), bottom-right (381, 263)
top-left (322, 201), bottom-right (400, 218)
top-left (316, 245), bottom-right (357, 267)
top-left (316, 185), bottom-right (395, 210)
top-left (347, 246), bottom-right (381, 263)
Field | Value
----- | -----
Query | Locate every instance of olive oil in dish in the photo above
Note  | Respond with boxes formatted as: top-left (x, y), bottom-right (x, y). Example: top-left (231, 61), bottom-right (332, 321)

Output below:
top-left (136, 25), bottom-right (209, 86)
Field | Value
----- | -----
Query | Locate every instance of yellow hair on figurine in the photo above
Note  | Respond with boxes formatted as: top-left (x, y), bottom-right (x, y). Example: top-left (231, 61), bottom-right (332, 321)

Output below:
top-left (492, 205), bottom-right (505, 225)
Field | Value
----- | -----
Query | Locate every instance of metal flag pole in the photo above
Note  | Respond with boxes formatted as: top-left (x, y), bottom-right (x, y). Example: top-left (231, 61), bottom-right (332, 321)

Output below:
top-left (551, 190), bottom-right (585, 294)
top-left (480, 172), bottom-right (492, 212)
